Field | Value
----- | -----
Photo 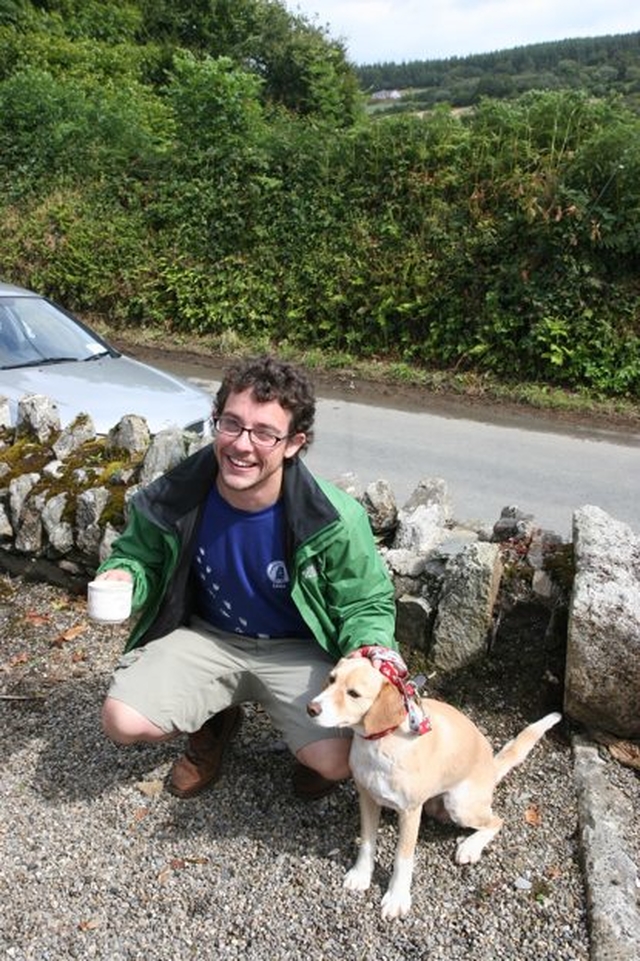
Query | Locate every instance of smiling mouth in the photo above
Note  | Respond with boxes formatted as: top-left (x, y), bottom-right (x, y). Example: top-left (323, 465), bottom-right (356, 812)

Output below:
top-left (227, 455), bottom-right (256, 470)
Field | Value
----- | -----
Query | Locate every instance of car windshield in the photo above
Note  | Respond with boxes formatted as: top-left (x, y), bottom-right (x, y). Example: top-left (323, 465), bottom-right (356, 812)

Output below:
top-left (0, 296), bottom-right (110, 370)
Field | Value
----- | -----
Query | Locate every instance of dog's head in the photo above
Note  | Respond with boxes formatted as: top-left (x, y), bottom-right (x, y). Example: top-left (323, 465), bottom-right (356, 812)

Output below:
top-left (307, 656), bottom-right (407, 737)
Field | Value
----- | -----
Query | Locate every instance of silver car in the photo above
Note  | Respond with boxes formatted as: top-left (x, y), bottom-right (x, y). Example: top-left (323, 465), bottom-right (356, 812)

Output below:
top-left (0, 281), bottom-right (213, 435)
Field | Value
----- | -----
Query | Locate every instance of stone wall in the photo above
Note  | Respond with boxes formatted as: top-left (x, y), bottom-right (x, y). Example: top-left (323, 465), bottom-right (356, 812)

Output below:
top-left (1, 394), bottom-right (638, 740)
top-left (566, 506), bottom-right (640, 738)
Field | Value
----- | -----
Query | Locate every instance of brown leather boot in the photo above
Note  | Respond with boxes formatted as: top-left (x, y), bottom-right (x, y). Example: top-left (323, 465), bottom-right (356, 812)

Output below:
top-left (292, 761), bottom-right (340, 800)
top-left (168, 707), bottom-right (242, 799)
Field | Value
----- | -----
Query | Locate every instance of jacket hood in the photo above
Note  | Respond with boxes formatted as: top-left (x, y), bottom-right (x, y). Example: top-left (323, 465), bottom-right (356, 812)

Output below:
top-left (133, 445), bottom-right (339, 551)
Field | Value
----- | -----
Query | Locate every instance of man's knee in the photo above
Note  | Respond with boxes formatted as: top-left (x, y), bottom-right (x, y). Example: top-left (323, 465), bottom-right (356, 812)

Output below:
top-left (101, 697), bottom-right (169, 744)
top-left (296, 737), bottom-right (352, 781)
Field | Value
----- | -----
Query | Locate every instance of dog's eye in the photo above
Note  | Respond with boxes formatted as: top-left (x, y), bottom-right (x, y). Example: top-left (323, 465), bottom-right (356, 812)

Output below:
top-left (325, 674), bottom-right (336, 688)
top-left (347, 688), bottom-right (361, 699)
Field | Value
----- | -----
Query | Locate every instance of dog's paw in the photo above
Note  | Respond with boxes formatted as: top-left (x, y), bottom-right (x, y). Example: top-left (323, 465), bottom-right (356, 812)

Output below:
top-left (455, 833), bottom-right (484, 864)
top-left (343, 865), bottom-right (372, 892)
top-left (381, 887), bottom-right (412, 920)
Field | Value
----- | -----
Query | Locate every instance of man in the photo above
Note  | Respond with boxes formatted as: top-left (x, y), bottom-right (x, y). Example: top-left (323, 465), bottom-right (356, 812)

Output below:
top-left (98, 355), bottom-right (397, 799)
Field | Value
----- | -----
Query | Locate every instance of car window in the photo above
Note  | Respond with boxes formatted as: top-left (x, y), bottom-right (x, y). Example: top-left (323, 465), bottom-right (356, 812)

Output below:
top-left (0, 296), bottom-right (107, 368)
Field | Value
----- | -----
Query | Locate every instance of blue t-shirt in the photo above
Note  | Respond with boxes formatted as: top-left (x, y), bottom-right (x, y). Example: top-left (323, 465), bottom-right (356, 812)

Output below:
top-left (192, 486), bottom-right (312, 639)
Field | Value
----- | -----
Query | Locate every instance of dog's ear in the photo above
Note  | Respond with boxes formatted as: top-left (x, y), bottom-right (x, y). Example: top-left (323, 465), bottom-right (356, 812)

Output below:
top-left (363, 681), bottom-right (406, 736)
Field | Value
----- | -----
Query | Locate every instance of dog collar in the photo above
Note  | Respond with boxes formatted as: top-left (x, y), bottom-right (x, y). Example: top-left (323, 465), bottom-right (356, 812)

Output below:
top-left (350, 646), bottom-right (431, 737)
top-left (362, 726), bottom-right (400, 741)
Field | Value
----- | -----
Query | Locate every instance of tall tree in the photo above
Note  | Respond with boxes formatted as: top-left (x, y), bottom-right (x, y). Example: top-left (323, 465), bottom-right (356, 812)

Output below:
top-left (137, 0), bottom-right (362, 123)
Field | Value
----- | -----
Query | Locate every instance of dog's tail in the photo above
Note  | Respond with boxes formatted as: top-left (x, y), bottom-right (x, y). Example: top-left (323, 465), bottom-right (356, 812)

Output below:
top-left (493, 712), bottom-right (562, 785)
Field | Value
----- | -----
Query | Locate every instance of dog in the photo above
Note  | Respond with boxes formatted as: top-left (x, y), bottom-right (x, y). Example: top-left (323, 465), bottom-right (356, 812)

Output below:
top-left (307, 646), bottom-right (561, 920)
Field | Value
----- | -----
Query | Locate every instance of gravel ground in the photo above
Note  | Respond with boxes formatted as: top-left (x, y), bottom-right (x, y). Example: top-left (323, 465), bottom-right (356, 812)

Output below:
top-left (0, 572), bottom-right (636, 960)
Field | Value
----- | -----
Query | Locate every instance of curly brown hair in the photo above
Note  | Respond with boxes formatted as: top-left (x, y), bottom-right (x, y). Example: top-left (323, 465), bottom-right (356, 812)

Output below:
top-left (214, 355), bottom-right (316, 450)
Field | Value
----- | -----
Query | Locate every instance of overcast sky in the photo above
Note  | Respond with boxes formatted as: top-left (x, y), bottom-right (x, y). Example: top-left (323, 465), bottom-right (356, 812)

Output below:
top-left (285, 1), bottom-right (639, 64)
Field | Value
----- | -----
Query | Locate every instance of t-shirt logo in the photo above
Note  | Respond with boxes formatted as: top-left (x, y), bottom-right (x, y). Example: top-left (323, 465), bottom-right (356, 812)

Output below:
top-left (267, 560), bottom-right (289, 588)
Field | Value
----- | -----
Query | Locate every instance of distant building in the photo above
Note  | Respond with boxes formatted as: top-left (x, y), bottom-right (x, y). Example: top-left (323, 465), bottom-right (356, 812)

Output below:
top-left (370, 89), bottom-right (402, 101)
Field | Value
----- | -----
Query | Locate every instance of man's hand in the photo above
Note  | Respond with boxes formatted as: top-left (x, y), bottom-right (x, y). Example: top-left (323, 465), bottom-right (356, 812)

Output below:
top-left (95, 569), bottom-right (133, 583)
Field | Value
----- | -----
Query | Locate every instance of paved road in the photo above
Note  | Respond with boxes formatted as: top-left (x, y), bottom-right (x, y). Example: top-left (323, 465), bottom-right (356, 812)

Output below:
top-left (305, 392), bottom-right (640, 537)
top-left (179, 368), bottom-right (639, 538)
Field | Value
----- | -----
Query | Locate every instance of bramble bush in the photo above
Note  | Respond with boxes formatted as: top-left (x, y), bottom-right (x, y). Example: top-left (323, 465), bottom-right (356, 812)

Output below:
top-left (0, 3), bottom-right (639, 397)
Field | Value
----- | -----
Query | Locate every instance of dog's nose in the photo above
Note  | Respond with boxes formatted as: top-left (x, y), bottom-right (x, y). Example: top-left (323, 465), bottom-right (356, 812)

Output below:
top-left (307, 700), bottom-right (321, 718)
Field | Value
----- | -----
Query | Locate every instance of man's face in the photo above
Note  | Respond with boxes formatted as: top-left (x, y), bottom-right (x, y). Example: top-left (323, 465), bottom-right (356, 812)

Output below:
top-left (214, 388), bottom-right (306, 510)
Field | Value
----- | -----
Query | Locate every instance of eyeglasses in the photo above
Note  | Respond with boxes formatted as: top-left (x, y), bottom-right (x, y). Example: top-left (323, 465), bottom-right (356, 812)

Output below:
top-left (212, 415), bottom-right (291, 450)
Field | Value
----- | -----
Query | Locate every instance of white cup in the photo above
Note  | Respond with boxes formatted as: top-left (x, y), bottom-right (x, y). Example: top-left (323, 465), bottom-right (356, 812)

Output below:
top-left (87, 579), bottom-right (133, 623)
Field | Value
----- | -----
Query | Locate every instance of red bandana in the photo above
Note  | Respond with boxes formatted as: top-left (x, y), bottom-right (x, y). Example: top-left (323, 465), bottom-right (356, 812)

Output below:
top-left (349, 646), bottom-right (431, 736)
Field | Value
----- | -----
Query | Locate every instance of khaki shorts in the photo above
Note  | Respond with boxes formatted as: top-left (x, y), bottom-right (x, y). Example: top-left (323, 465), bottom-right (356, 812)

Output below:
top-left (107, 617), bottom-right (350, 754)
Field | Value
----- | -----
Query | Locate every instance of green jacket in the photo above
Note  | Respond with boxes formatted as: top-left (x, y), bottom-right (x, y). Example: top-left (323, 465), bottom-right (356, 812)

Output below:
top-left (99, 445), bottom-right (397, 659)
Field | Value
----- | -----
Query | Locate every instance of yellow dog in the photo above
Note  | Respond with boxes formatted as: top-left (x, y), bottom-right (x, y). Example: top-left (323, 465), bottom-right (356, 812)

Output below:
top-left (307, 647), bottom-right (561, 920)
